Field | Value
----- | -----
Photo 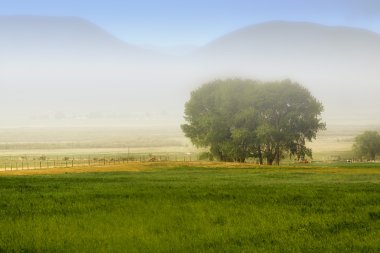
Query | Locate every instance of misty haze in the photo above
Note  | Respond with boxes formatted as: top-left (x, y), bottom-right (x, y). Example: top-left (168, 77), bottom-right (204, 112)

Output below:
top-left (2, 16), bottom-right (380, 125)
top-left (1, 1), bottom-right (380, 252)
top-left (2, 16), bottom-right (380, 154)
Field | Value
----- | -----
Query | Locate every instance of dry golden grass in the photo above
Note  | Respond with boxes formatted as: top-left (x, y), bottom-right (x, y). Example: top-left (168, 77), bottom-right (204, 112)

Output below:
top-left (1, 161), bottom-right (380, 176)
top-left (145, 161), bottom-right (380, 174)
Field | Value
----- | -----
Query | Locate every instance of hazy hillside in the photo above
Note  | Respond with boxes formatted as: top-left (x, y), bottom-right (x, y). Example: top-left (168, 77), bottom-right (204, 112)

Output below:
top-left (0, 15), bottom-right (155, 61)
top-left (198, 21), bottom-right (380, 63)
top-left (1, 17), bottom-right (379, 125)
top-left (0, 16), bottom-right (183, 124)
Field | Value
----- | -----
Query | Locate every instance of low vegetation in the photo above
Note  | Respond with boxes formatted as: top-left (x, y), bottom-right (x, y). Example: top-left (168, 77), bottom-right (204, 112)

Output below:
top-left (0, 164), bottom-right (379, 252)
top-left (353, 131), bottom-right (380, 161)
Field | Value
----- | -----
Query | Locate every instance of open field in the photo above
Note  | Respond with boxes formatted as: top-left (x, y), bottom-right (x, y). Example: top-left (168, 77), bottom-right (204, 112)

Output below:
top-left (0, 163), bottom-right (379, 252)
top-left (0, 123), bottom-right (378, 163)
top-left (0, 123), bottom-right (379, 172)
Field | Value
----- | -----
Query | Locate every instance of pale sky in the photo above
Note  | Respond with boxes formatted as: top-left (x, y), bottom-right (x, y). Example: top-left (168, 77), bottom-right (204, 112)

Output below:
top-left (1, 0), bottom-right (380, 46)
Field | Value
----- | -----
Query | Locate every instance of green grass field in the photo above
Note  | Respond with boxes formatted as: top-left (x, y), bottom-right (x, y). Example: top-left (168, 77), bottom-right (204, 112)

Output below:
top-left (1, 164), bottom-right (379, 252)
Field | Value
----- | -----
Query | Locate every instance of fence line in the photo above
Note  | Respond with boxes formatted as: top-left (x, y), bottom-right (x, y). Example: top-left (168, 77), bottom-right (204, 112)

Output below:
top-left (0, 153), bottom-right (202, 172)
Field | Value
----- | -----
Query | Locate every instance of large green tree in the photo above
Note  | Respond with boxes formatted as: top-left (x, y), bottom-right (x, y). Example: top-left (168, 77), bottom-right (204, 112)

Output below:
top-left (253, 81), bottom-right (325, 165)
top-left (181, 79), bottom-right (258, 162)
top-left (181, 79), bottom-right (325, 164)
top-left (353, 131), bottom-right (380, 161)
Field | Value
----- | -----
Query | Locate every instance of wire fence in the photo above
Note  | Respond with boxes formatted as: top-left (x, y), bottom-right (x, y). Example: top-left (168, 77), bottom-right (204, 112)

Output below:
top-left (0, 152), bottom-right (202, 172)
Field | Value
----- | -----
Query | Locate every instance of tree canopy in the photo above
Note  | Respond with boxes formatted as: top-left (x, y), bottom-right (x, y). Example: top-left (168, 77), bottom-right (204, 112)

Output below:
top-left (181, 79), bottom-right (325, 164)
top-left (353, 131), bottom-right (380, 161)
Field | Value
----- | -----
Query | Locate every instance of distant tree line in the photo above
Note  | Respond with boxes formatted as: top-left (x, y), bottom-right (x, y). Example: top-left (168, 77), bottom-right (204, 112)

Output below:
top-left (181, 79), bottom-right (325, 165)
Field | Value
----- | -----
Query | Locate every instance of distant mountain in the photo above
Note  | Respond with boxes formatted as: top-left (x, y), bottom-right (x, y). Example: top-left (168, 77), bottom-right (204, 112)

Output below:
top-left (195, 21), bottom-right (380, 76)
top-left (0, 15), bottom-right (159, 62)
top-left (1, 17), bottom-right (379, 124)
top-left (200, 21), bottom-right (380, 55)
top-left (0, 16), bottom-right (178, 122)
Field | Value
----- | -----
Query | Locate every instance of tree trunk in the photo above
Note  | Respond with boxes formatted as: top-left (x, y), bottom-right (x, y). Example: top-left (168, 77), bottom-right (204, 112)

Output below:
top-left (370, 152), bottom-right (376, 161)
top-left (266, 143), bottom-right (273, 165)
top-left (275, 144), bottom-right (280, 166)
top-left (257, 144), bottom-right (263, 165)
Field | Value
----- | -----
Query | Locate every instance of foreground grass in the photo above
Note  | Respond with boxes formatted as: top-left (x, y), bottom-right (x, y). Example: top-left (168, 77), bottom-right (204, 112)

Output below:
top-left (0, 164), bottom-right (379, 252)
